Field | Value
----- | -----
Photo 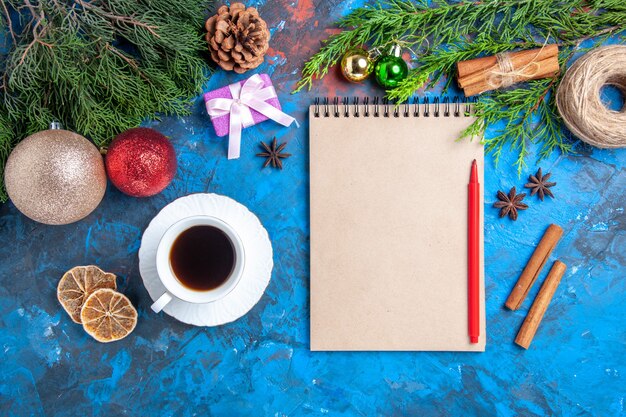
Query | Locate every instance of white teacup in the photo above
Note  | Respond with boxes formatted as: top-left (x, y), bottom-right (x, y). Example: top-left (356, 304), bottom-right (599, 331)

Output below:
top-left (150, 215), bottom-right (245, 313)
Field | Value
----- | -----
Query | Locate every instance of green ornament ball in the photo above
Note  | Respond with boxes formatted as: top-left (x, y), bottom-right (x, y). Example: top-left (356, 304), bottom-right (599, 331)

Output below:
top-left (374, 55), bottom-right (408, 89)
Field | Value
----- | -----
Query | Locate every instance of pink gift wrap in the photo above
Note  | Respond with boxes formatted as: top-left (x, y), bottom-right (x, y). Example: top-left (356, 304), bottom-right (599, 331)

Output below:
top-left (203, 73), bottom-right (282, 137)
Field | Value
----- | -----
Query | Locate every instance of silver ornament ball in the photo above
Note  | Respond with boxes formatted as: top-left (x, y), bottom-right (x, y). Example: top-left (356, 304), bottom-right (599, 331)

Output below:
top-left (4, 128), bottom-right (107, 225)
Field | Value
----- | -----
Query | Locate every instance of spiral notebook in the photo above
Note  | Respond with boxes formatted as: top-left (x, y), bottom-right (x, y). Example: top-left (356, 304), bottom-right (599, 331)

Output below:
top-left (309, 97), bottom-right (486, 351)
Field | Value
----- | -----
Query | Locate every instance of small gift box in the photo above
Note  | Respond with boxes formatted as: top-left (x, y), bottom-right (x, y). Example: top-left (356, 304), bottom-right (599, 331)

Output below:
top-left (204, 73), bottom-right (297, 159)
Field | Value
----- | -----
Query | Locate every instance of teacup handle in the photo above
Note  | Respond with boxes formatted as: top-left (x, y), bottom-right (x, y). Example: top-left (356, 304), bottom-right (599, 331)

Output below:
top-left (151, 292), bottom-right (173, 313)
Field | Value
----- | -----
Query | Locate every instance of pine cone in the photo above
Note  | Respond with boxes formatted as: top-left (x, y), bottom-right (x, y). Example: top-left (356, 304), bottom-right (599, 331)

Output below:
top-left (205, 3), bottom-right (270, 74)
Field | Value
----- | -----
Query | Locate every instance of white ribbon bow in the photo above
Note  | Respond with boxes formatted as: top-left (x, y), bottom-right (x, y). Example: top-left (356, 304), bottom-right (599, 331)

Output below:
top-left (206, 74), bottom-right (298, 159)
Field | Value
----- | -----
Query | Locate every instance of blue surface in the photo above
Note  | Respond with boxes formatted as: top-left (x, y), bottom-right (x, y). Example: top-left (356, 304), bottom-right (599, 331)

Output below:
top-left (1, 1), bottom-right (625, 416)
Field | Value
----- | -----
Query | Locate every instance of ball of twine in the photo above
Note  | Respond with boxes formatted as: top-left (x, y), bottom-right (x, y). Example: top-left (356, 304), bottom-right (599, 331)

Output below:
top-left (556, 45), bottom-right (626, 149)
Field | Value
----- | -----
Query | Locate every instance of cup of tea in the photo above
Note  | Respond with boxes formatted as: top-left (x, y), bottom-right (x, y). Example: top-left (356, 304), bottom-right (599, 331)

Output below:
top-left (151, 215), bottom-right (245, 313)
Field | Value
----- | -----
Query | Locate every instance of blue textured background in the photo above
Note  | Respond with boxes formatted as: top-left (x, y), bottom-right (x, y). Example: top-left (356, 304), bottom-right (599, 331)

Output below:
top-left (1, 1), bottom-right (625, 416)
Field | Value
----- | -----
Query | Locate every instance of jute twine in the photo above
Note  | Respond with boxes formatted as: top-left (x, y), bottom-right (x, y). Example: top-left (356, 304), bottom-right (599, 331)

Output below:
top-left (556, 45), bottom-right (626, 149)
top-left (488, 51), bottom-right (540, 89)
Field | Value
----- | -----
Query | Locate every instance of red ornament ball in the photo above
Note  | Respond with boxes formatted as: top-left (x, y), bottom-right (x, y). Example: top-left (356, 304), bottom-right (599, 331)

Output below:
top-left (105, 127), bottom-right (177, 197)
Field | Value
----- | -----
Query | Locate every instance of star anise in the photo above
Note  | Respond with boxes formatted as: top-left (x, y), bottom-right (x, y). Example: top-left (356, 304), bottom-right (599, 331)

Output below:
top-left (257, 137), bottom-right (291, 169)
top-left (494, 187), bottom-right (528, 221)
top-left (524, 168), bottom-right (556, 201)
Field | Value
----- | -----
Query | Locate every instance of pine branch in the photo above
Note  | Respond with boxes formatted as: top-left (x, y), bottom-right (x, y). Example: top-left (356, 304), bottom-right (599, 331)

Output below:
top-left (0, 0), bottom-right (214, 203)
top-left (294, 0), bottom-right (626, 173)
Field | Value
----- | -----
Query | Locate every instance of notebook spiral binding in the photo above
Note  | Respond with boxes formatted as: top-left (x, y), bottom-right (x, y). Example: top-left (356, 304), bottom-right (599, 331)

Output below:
top-left (313, 96), bottom-right (477, 118)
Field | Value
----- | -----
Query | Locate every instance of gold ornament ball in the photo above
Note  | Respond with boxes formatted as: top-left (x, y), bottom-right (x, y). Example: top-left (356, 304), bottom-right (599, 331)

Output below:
top-left (341, 47), bottom-right (372, 82)
top-left (4, 129), bottom-right (107, 225)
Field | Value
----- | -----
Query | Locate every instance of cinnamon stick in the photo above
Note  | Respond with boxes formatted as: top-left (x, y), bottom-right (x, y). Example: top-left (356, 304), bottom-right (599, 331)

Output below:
top-left (457, 44), bottom-right (559, 79)
top-left (458, 55), bottom-right (559, 89)
top-left (505, 224), bottom-right (563, 310)
top-left (456, 45), bottom-right (559, 96)
top-left (515, 260), bottom-right (567, 349)
top-left (461, 56), bottom-right (560, 97)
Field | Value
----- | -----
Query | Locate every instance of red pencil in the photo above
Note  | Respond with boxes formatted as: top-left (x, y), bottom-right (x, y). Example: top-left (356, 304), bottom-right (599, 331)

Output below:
top-left (468, 159), bottom-right (480, 344)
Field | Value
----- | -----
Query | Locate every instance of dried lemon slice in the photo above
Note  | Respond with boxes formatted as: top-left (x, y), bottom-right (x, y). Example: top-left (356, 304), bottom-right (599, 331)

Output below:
top-left (57, 265), bottom-right (117, 323)
top-left (81, 288), bottom-right (137, 343)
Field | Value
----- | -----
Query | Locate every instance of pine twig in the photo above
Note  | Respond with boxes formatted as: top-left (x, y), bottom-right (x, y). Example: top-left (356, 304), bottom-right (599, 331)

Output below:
top-left (75, 0), bottom-right (161, 38)
top-left (104, 43), bottom-right (151, 83)
top-left (105, 43), bottom-right (138, 69)
top-left (569, 24), bottom-right (623, 48)
top-left (530, 77), bottom-right (558, 112)
top-left (1, 1), bottom-right (16, 44)
top-left (21, 0), bottom-right (38, 17)
top-left (17, 11), bottom-right (51, 67)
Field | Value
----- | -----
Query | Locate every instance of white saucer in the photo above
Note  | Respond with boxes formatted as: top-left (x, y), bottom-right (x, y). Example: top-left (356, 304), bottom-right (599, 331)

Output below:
top-left (138, 193), bottom-right (273, 326)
